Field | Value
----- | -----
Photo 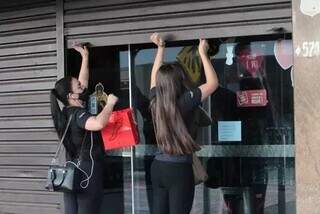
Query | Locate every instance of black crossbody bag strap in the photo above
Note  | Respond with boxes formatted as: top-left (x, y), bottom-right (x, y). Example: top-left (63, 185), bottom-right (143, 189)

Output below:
top-left (51, 115), bottom-right (73, 165)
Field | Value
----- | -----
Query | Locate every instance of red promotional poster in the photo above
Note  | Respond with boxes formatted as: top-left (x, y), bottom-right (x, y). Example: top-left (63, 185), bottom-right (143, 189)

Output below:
top-left (101, 108), bottom-right (139, 150)
top-left (238, 48), bottom-right (264, 77)
top-left (236, 89), bottom-right (268, 107)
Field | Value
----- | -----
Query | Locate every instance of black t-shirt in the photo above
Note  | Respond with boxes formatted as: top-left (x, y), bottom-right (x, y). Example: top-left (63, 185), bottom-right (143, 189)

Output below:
top-left (149, 87), bottom-right (202, 162)
top-left (63, 106), bottom-right (105, 161)
top-left (149, 87), bottom-right (202, 134)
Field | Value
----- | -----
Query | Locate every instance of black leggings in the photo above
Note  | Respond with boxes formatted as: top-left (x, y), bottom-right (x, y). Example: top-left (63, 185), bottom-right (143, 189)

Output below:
top-left (64, 160), bottom-right (104, 214)
top-left (151, 159), bottom-right (195, 214)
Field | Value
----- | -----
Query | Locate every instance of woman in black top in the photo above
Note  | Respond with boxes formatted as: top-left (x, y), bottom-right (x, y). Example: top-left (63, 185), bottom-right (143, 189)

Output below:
top-left (149, 33), bottom-right (219, 214)
top-left (50, 45), bottom-right (118, 214)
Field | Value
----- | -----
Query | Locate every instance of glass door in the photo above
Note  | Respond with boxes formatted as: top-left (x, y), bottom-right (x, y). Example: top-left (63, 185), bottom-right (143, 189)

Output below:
top-left (67, 35), bottom-right (295, 213)
top-left (130, 35), bottom-right (295, 214)
top-left (67, 45), bottom-right (132, 214)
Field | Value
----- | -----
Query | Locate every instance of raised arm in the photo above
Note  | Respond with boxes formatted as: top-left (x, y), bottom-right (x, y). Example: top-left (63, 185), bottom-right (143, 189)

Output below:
top-left (150, 33), bottom-right (165, 89)
top-left (198, 39), bottom-right (219, 101)
top-left (84, 94), bottom-right (118, 131)
top-left (73, 45), bottom-right (89, 88)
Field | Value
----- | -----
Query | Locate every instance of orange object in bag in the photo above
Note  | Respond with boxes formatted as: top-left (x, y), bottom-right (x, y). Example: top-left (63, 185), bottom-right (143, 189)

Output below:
top-left (101, 108), bottom-right (139, 150)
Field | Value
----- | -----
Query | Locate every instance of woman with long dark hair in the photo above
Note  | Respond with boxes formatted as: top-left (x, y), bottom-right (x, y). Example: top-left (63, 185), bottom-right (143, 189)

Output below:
top-left (50, 45), bottom-right (118, 214)
top-left (149, 33), bottom-right (219, 214)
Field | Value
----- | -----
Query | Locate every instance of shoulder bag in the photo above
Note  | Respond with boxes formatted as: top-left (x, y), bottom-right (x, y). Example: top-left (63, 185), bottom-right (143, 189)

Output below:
top-left (45, 115), bottom-right (94, 192)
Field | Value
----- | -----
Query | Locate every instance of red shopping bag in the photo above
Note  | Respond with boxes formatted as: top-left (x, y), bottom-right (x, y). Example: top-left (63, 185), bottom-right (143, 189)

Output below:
top-left (101, 108), bottom-right (139, 150)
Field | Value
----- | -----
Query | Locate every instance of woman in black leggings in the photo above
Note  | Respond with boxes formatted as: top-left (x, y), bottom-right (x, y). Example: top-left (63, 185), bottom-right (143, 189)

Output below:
top-left (149, 33), bottom-right (219, 214)
top-left (50, 45), bottom-right (118, 214)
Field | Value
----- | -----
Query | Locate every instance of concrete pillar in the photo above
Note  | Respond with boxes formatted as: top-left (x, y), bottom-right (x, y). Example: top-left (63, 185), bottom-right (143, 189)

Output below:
top-left (292, 1), bottom-right (320, 213)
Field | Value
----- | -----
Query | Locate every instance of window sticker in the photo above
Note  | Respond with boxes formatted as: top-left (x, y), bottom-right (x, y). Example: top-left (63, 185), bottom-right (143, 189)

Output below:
top-left (274, 39), bottom-right (293, 70)
top-left (300, 0), bottom-right (320, 17)
top-left (225, 45), bottom-right (234, 65)
top-left (236, 89), bottom-right (268, 107)
top-left (218, 121), bottom-right (242, 142)
top-left (237, 48), bottom-right (263, 77)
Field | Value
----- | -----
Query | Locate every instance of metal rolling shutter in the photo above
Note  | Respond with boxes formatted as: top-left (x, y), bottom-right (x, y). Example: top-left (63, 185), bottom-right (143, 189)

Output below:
top-left (0, 0), bottom-right (62, 213)
top-left (64, 0), bottom-right (292, 47)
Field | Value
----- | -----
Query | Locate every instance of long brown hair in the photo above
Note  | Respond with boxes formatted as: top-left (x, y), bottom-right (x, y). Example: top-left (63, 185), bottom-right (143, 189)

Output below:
top-left (150, 63), bottom-right (200, 155)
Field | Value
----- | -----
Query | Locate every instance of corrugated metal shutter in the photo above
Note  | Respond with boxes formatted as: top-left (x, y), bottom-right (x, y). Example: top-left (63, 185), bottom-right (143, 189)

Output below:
top-left (0, 0), bottom-right (62, 213)
top-left (64, 0), bottom-right (292, 47)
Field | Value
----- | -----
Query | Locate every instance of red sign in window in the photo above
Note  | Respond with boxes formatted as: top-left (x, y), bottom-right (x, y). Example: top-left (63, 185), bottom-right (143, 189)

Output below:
top-left (236, 89), bottom-right (268, 107)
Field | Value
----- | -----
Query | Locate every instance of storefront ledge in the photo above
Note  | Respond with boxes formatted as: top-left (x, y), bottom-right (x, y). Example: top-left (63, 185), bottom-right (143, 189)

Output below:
top-left (104, 145), bottom-right (295, 158)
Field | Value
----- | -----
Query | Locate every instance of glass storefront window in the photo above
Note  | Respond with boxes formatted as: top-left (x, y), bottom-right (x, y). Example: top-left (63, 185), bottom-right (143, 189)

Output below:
top-left (131, 35), bottom-right (295, 214)
top-left (205, 37), bottom-right (295, 214)
top-left (67, 35), bottom-right (295, 213)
